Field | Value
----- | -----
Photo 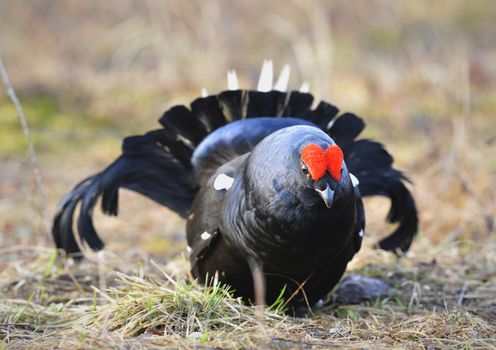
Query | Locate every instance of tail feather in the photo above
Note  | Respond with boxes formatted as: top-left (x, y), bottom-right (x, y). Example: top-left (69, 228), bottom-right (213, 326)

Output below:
top-left (281, 91), bottom-right (314, 118)
top-left (328, 113), bottom-right (366, 149)
top-left (217, 90), bottom-right (247, 122)
top-left (306, 101), bottom-right (339, 130)
top-left (159, 105), bottom-right (207, 146)
top-left (246, 91), bottom-right (287, 117)
top-left (190, 95), bottom-right (227, 131)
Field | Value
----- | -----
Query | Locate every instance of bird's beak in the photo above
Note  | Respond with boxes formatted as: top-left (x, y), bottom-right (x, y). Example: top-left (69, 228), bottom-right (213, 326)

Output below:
top-left (315, 184), bottom-right (335, 208)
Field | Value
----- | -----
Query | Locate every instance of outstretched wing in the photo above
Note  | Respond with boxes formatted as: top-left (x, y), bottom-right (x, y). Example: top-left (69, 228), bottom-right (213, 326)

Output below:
top-left (52, 129), bottom-right (197, 257)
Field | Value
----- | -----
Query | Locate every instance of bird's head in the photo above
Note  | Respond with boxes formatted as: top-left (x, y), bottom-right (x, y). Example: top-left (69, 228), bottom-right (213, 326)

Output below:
top-left (300, 143), bottom-right (344, 208)
top-left (245, 125), bottom-right (354, 213)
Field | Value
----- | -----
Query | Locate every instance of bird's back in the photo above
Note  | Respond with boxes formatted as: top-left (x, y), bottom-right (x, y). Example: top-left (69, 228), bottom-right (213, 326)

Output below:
top-left (191, 117), bottom-right (314, 185)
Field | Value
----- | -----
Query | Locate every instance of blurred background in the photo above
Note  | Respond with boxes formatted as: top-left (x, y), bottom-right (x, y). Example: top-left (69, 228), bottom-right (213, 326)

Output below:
top-left (1, 0), bottom-right (495, 259)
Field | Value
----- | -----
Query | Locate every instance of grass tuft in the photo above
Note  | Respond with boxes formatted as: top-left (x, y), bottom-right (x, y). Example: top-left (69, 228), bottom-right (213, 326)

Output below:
top-left (80, 272), bottom-right (284, 338)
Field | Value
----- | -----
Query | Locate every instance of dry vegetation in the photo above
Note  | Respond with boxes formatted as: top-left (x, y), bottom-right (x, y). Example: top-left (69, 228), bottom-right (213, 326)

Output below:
top-left (1, 1), bottom-right (495, 349)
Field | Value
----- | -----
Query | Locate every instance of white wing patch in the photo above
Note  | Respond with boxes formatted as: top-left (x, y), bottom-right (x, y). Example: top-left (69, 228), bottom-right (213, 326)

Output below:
top-left (350, 173), bottom-right (360, 187)
top-left (274, 64), bottom-right (290, 92)
top-left (201, 231), bottom-right (212, 240)
top-left (257, 60), bottom-right (273, 92)
top-left (213, 173), bottom-right (234, 191)
top-left (227, 70), bottom-right (239, 90)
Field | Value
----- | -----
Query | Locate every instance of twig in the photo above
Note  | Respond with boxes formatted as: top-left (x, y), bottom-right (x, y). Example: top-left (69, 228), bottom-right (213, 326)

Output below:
top-left (63, 267), bottom-right (85, 294)
top-left (457, 282), bottom-right (468, 306)
top-left (281, 272), bottom-right (313, 311)
top-left (97, 251), bottom-right (107, 292)
top-left (0, 59), bottom-right (52, 239)
top-left (406, 282), bottom-right (421, 310)
top-left (90, 285), bottom-right (114, 303)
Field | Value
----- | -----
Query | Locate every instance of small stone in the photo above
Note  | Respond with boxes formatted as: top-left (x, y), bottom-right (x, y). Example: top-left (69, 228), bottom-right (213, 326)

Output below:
top-left (334, 275), bottom-right (390, 304)
top-left (329, 326), bottom-right (346, 336)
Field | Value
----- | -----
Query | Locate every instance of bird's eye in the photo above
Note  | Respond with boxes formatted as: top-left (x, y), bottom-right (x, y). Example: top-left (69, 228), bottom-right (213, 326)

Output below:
top-left (301, 162), bottom-right (310, 176)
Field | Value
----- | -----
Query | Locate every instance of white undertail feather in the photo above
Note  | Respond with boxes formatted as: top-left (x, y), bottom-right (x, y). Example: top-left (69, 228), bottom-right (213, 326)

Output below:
top-left (225, 62), bottom-right (297, 92)
top-left (274, 64), bottom-right (291, 92)
top-left (299, 81), bottom-right (310, 93)
top-left (227, 70), bottom-right (239, 90)
top-left (201, 88), bottom-right (208, 97)
top-left (257, 60), bottom-right (274, 92)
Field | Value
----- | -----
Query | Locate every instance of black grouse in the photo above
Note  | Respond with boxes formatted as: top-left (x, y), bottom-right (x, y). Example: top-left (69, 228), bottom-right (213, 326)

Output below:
top-left (53, 62), bottom-right (418, 310)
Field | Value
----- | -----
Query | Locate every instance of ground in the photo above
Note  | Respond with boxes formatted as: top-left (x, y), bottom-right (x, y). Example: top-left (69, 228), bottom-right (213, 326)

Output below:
top-left (0, 1), bottom-right (495, 349)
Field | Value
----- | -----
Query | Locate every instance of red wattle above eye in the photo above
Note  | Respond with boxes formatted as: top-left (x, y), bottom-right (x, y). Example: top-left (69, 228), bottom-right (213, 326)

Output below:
top-left (301, 144), bottom-right (327, 181)
top-left (326, 145), bottom-right (343, 181)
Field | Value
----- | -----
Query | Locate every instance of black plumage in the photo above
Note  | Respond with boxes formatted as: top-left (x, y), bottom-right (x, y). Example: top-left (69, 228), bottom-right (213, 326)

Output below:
top-left (53, 79), bottom-right (418, 310)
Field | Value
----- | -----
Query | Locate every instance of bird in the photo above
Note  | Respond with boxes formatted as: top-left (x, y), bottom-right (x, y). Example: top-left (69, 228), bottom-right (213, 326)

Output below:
top-left (52, 61), bottom-right (418, 311)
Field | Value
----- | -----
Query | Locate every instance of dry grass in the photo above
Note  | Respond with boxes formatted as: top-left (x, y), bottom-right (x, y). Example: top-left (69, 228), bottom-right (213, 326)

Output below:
top-left (1, 240), bottom-right (495, 349)
top-left (1, 0), bottom-right (495, 349)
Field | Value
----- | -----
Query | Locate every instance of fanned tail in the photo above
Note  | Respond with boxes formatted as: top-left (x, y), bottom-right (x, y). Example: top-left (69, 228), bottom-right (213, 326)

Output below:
top-left (53, 62), bottom-right (417, 257)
